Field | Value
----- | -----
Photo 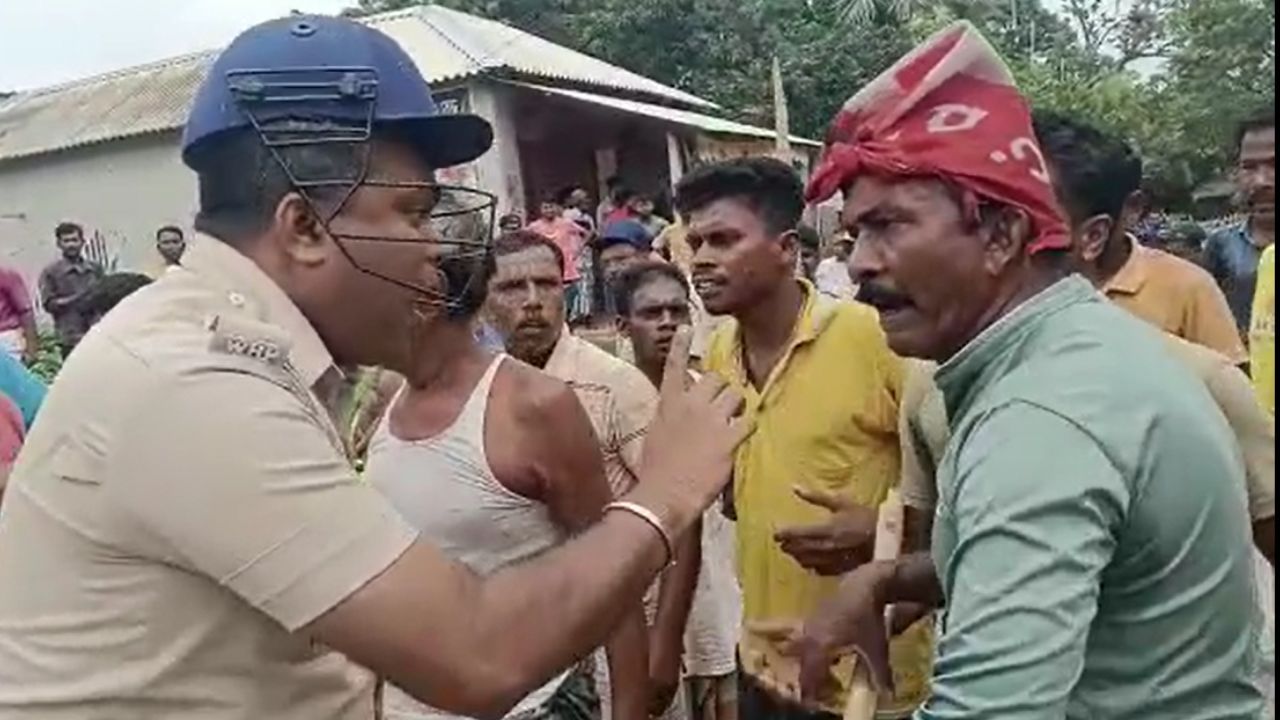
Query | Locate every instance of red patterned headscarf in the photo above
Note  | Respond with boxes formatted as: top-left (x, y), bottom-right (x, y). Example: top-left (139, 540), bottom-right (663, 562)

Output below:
top-left (806, 22), bottom-right (1070, 254)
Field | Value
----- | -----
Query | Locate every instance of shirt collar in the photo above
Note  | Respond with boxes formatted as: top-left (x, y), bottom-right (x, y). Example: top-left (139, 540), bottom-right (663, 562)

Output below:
top-left (936, 275), bottom-right (1097, 422)
top-left (55, 257), bottom-right (96, 274)
top-left (181, 235), bottom-right (335, 387)
top-left (1103, 234), bottom-right (1147, 296)
top-left (545, 326), bottom-right (580, 376)
top-left (722, 279), bottom-right (838, 389)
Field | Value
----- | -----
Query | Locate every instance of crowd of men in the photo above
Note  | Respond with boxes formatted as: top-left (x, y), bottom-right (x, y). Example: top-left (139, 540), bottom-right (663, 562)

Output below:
top-left (0, 13), bottom-right (1274, 720)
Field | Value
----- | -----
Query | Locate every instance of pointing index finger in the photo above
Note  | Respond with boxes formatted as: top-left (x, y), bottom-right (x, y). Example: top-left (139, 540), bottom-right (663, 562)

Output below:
top-left (660, 325), bottom-right (693, 403)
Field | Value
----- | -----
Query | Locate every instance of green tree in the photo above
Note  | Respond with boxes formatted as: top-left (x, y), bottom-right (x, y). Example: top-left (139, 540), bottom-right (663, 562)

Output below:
top-left (1154, 0), bottom-right (1275, 200)
top-left (348, 0), bottom-right (1273, 211)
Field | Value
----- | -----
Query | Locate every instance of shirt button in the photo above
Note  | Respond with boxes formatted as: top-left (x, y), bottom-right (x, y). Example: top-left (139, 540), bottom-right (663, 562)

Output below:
top-left (227, 292), bottom-right (247, 308)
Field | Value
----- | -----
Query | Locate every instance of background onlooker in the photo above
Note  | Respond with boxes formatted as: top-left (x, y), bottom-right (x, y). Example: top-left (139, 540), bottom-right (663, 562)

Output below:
top-left (796, 225), bottom-right (821, 282)
top-left (497, 213), bottom-right (524, 234)
top-left (1205, 110), bottom-right (1275, 332)
top-left (813, 233), bottom-right (856, 301)
top-left (1035, 111), bottom-right (1248, 365)
top-left (562, 186), bottom-right (598, 235)
top-left (630, 194), bottom-right (670, 239)
top-left (0, 264), bottom-right (38, 366)
top-left (527, 196), bottom-right (591, 322)
top-left (155, 226), bottom-right (187, 270)
top-left (38, 222), bottom-right (105, 358)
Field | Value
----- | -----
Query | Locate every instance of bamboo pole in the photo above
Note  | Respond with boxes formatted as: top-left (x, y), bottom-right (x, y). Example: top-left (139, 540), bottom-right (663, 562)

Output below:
top-left (842, 490), bottom-right (905, 720)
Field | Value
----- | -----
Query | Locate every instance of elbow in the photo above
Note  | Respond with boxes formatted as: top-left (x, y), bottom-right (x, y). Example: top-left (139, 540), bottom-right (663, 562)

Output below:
top-left (446, 655), bottom-right (539, 720)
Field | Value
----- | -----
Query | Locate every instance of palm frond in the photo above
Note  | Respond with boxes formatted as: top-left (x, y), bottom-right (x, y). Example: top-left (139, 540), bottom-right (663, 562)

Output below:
top-left (837, 0), bottom-right (931, 25)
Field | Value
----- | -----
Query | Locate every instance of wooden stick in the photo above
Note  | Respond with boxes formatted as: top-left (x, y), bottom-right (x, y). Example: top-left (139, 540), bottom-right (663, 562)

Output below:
top-left (842, 490), bottom-right (905, 720)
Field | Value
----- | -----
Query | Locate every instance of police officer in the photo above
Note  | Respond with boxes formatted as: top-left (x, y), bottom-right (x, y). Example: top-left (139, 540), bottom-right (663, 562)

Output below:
top-left (0, 16), bottom-right (745, 719)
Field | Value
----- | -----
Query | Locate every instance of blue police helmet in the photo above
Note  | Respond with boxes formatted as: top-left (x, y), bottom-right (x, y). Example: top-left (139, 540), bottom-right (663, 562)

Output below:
top-left (182, 15), bottom-right (493, 172)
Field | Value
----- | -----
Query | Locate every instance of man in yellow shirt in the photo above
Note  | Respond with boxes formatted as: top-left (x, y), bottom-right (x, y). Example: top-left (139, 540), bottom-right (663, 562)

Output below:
top-left (1255, 244), bottom-right (1276, 415)
top-left (1034, 112), bottom-right (1247, 364)
top-left (676, 157), bottom-right (930, 719)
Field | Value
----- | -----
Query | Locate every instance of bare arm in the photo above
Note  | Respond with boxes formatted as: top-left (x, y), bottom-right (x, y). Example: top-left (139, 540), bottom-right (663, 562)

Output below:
top-left (649, 518), bottom-right (701, 714)
top-left (20, 314), bottom-right (38, 364)
top-left (534, 385), bottom-right (649, 720)
top-left (309, 328), bottom-right (749, 720)
top-left (1201, 356), bottom-right (1275, 564)
top-left (2, 277), bottom-right (40, 365)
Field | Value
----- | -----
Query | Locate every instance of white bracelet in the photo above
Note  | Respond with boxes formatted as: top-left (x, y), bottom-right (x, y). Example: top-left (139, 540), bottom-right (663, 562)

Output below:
top-left (604, 501), bottom-right (676, 567)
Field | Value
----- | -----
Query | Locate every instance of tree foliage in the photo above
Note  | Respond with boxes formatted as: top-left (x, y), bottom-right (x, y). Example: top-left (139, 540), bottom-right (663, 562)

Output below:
top-left (350, 0), bottom-right (1276, 211)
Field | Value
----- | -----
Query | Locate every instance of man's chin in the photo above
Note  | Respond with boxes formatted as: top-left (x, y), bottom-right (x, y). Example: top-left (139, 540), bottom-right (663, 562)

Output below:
top-left (879, 314), bottom-right (945, 361)
top-left (699, 295), bottom-right (734, 317)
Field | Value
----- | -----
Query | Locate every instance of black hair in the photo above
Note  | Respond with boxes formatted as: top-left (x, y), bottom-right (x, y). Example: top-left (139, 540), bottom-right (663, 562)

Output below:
top-left (613, 260), bottom-right (690, 318)
top-left (1237, 108), bottom-right (1276, 149)
top-left (1159, 222), bottom-right (1208, 252)
top-left (54, 221), bottom-right (83, 239)
top-left (1032, 110), bottom-right (1142, 224)
top-left (78, 272), bottom-right (152, 320)
top-left (155, 225), bottom-right (185, 241)
top-left (674, 157), bottom-right (804, 235)
top-left (191, 126), bottom-right (365, 243)
top-left (796, 224), bottom-right (821, 250)
top-left (492, 229), bottom-right (567, 275)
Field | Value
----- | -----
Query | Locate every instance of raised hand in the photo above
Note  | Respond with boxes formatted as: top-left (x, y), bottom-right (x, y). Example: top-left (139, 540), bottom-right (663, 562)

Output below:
top-left (635, 326), bottom-right (751, 538)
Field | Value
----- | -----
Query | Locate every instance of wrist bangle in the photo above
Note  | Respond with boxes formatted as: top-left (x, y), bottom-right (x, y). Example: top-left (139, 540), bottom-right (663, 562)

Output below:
top-left (604, 501), bottom-right (676, 567)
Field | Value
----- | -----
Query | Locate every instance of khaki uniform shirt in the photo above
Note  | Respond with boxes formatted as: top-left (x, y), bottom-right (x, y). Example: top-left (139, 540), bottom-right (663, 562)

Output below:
top-left (0, 237), bottom-right (418, 719)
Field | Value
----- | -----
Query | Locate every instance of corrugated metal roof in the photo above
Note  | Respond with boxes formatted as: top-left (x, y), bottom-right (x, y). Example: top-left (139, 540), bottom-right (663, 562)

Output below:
top-left (0, 5), bottom-right (715, 164)
top-left (507, 81), bottom-right (820, 147)
top-left (390, 6), bottom-right (714, 109)
top-left (0, 51), bottom-right (213, 162)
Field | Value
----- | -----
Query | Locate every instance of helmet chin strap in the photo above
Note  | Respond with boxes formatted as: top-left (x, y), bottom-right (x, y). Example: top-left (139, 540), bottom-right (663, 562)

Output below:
top-left (230, 68), bottom-right (496, 312)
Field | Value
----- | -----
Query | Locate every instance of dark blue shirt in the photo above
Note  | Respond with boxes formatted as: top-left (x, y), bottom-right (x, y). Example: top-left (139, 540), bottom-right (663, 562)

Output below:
top-left (1204, 223), bottom-right (1266, 331)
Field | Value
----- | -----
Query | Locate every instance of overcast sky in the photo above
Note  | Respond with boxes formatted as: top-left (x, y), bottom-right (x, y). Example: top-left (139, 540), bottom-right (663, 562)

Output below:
top-left (0, 0), bottom-right (353, 91)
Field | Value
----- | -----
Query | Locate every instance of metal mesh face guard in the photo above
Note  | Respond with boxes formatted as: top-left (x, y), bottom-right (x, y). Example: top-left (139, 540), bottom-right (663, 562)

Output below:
top-left (226, 67), bottom-right (497, 311)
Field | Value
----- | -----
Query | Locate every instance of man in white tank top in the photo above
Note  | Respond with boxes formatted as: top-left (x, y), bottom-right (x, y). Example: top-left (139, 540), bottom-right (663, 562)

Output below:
top-left (486, 231), bottom-right (701, 720)
top-left (363, 237), bottom-right (650, 720)
top-left (614, 261), bottom-right (744, 720)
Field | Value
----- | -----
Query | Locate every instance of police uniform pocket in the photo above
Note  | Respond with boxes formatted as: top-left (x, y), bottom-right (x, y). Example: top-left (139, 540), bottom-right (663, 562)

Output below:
top-left (49, 434), bottom-right (105, 487)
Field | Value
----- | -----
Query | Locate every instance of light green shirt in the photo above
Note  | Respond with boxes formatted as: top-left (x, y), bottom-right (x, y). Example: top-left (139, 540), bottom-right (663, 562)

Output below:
top-left (925, 276), bottom-right (1263, 719)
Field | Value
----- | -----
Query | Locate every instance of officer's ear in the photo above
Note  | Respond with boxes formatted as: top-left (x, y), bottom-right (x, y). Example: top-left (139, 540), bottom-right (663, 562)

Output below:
top-left (274, 192), bottom-right (328, 266)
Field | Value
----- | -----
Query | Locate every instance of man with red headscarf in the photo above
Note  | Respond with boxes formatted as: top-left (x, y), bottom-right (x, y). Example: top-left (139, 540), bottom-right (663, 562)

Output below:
top-left (789, 22), bottom-right (1264, 719)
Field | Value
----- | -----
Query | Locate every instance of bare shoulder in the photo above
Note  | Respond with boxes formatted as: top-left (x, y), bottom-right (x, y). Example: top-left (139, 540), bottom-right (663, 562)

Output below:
top-left (493, 358), bottom-right (585, 426)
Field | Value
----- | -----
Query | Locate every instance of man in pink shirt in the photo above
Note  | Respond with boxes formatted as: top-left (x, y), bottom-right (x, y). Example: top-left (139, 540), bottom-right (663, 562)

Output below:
top-left (527, 197), bottom-right (591, 322)
top-left (0, 265), bottom-right (38, 365)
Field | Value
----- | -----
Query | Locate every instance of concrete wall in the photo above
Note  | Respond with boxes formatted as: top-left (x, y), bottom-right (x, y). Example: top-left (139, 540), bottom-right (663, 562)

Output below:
top-left (0, 132), bottom-right (195, 311)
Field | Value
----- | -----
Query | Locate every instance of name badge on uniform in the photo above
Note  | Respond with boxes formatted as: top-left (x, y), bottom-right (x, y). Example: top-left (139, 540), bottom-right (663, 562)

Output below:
top-left (207, 314), bottom-right (293, 368)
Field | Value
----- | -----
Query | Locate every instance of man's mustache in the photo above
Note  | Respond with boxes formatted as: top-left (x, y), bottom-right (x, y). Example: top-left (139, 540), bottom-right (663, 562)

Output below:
top-left (856, 282), bottom-right (912, 309)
